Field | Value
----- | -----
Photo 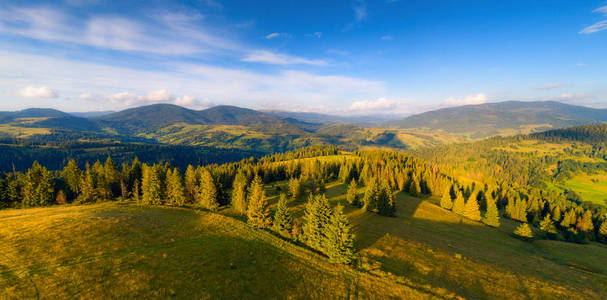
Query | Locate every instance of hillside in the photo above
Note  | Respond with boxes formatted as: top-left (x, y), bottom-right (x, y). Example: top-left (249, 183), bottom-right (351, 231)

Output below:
top-left (265, 110), bottom-right (398, 127)
top-left (391, 101), bottom-right (607, 139)
top-left (1, 184), bottom-right (605, 298)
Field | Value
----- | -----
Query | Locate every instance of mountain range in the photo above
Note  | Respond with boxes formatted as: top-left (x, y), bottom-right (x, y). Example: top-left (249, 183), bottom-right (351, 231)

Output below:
top-left (1, 100), bottom-right (606, 151)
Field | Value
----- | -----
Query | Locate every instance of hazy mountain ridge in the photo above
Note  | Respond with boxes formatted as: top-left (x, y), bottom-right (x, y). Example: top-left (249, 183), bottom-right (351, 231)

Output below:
top-left (391, 101), bottom-right (607, 138)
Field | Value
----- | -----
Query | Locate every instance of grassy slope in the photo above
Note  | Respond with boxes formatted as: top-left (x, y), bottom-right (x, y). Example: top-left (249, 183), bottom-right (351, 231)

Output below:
top-left (2, 181), bottom-right (606, 299)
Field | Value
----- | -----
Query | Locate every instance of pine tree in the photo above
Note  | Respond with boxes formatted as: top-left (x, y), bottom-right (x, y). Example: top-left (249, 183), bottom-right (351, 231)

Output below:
top-left (231, 171), bottom-right (248, 214)
top-left (247, 175), bottom-right (271, 228)
top-left (166, 168), bottom-right (186, 206)
top-left (133, 179), bottom-right (140, 203)
top-left (599, 221), bottom-right (607, 242)
top-left (363, 177), bottom-right (380, 212)
top-left (322, 205), bottom-right (356, 264)
top-left (273, 194), bottom-right (293, 235)
top-left (463, 194), bottom-right (481, 221)
top-left (60, 159), bottom-right (81, 199)
top-left (452, 190), bottom-right (465, 215)
top-left (78, 166), bottom-right (96, 203)
top-left (288, 177), bottom-right (301, 200)
top-left (440, 187), bottom-right (453, 210)
top-left (483, 198), bottom-right (500, 227)
top-left (184, 165), bottom-right (198, 203)
top-left (514, 223), bottom-right (534, 239)
top-left (539, 214), bottom-right (557, 234)
top-left (409, 176), bottom-right (421, 197)
top-left (142, 164), bottom-right (164, 205)
top-left (576, 210), bottom-right (594, 232)
top-left (22, 161), bottom-right (54, 207)
top-left (198, 168), bottom-right (218, 211)
top-left (377, 181), bottom-right (396, 216)
top-left (346, 179), bottom-right (359, 207)
top-left (303, 193), bottom-right (332, 250)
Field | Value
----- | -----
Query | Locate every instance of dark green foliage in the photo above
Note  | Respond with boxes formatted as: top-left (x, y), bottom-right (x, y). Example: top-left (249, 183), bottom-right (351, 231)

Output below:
top-left (303, 194), bottom-right (332, 251)
top-left (288, 177), bottom-right (301, 200)
top-left (322, 205), bottom-right (356, 264)
top-left (377, 181), bottom-right (396, 217)
top-left (141, 164), bottom-right (164, 205)
top-left (166, 168), bottom-right (186, 206)
top-left (363, 178), bottom-right (380, 212)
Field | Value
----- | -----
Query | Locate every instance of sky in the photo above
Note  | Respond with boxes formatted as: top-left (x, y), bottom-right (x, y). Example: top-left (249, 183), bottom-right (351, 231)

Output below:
top-left (0, 0), bottom-right (606, 115)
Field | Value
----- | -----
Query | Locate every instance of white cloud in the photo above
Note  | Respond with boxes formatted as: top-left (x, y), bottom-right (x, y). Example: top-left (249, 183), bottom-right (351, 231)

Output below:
top-left (444, 93), bottom-right (488, 106)
top-left (0, 50), bottom-right (384, 111)
top-left (580, 20), bottom-right (607, 34)
top-left (241, 50), bottom-right (327, 66)
top-left (580, 6), bottom-right (607, 34)
top-left (78, 93), bottom-right (93, 100)
top-left (349, 97), bottom-right (400, 112)
top-left (264, 32), bottom-right (280, 39)
top-left (536, 83), bottom-right (562, 90)
top-left (19, 86), bottom-right (58, 98)
top-left (380, 35), bottom-right (393, 40)
top-left (595, 5), bottom-right (607, 15)
top-left (353, 1), bottom-right (367, 22)
top-left (146, 89), bottom-right (173, 102)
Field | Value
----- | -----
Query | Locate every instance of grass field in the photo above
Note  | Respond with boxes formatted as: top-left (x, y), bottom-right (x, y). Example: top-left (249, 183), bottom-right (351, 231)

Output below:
top-left (557, 174), bottom-right (607, 206)
top-left (1, 182), bottom-right (606, 299)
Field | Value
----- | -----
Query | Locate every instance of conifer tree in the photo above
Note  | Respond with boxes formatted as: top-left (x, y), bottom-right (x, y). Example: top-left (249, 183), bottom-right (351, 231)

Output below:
top-left (142, 164), bottom-right (164, 205)
top-left (463, 194), bottom-right (481, 221)
top-left (514, 223), bottom-right (534, 239)
top-left (599, 221), bottom-right (607, 242)
top-left (576, 210), bottom-right (594, 232)
top-left (60, 159), bottom-right (81, 199)
top-left (539, 213), bottom-right (557, 235)
top-left (232, 171), bottom-right (248, 214)
top-left (198, 168), bottom-right (218, 211)
top-left (55, 190), bottom-right (67, 205)
top-left (273, 194), bottom-right (293, 235)
top-left (303, 193), bottom-right (332, 250)
top-left (346, 179), bottom-right (359, 206)
top-left (78, 166), bottom-right (96, 203)
top-left (377, 181), bottom-right (396, 216)
top-left (288, 177), bottom-right (301, 200)
top-left (452, 190), bottom-right (465, 215)
top-left (440, 187), bottom-right (453, 210)
top-left (22, 161), bottom-right (54, 207)
top-left (483, 198), bottom-right (500, 227)
top-left (247, 175), bottom-right (271, 228)
top-left (409, 176), bottom-right (421, 197)
top-left (363, 177), bottom-right (380, 212)
top-left (166, 168), bottom-right (186, 206)
top-left (184, 165), bottom-right (198, 203)
top-left (133, 179), bottom-right (140, 203)
top-left (322, 205), bottom-right (355, 264)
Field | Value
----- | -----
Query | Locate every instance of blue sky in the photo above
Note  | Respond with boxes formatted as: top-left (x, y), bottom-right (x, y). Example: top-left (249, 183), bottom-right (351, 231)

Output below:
top-left (0, 0), bottom-right (606, 115)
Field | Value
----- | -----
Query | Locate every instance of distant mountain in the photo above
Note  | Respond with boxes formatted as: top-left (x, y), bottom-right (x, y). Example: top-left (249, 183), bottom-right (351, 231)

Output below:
top-left (96, 104), bottom-right (315, 135)
top-left (69, 111), bottom-right (115, 118)
top-left (0, 108), bottom-right (101, 132)
top-left (265, 110), bottom-right (399, 127)
top-left (390, 101), bottom-right (607, 138)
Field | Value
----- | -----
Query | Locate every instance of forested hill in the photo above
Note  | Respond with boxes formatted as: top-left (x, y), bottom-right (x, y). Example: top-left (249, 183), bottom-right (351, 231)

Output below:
top-left (390, 101), bottom-right (607, 138)
top-left (530, 123), bottom-right (607, 143)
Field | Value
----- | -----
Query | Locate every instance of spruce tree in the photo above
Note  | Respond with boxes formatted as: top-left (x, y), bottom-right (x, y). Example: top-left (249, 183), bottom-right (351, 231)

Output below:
top-left (452, 190), bottom-right (465, 215)
top-left (483, 198), bottom-right (500, 227)
top-left (409, 176), bottom-right (421, 197)
top-left (599, 221), bottom-right (607, 242)
top-left (322, 205), bottom-right (356, 264)
top-left (60, 159), bottom-right (81, 199)
top-left (463, 194), bottom-right (481, 221)
top-left (273, 194), bottom-right (293, 235)
top-left (346, 179), bottom-right (359, 207)
top-left (303, 193), bottom-right (332, 250)
top-left (377, 181), bottom-right (396, 216)
top-left (288, 177), bottom-right (301, 200)
top-left (166, 168), bottom-right (186, 206)
top-left (142, 164), bottom-right (164, 205)
top-left (576, 210), bottom-right (594, 232)
top-left (133, 179), bottom-right (140, 203)
top-left (78, 167), bottom-right (96, 203)
top-left (440, 187), bottom-right (453, 210)
top-left (247, 175), bottom-right (271, 228)
top-left (231, 171), bottom-right (248, 214)
top-left (363, 177), bottom-right (380, 212)
top-left (514, 223), bottom-right (534, 239)
top-left (184, 165), bottom-right (198, 203)
top-left (539, 214), bottom-right (557, 235)
top-left (22, 161), bottom-right (54, 207)
top-left (198, 168), bottom-right (218, 211)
